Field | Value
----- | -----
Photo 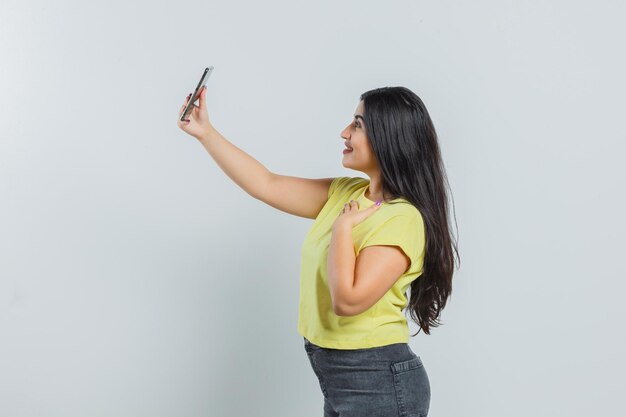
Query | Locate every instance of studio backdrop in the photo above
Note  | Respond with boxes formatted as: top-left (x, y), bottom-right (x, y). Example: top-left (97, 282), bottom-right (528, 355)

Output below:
top-left (1, 1), bottom-right (624, 416)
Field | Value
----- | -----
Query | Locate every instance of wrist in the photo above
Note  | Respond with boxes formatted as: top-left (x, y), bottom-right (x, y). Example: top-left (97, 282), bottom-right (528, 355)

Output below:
top-left (197, 124), bottom-right (216, 144)
top-left (332, 222), bottom-right (352, 233)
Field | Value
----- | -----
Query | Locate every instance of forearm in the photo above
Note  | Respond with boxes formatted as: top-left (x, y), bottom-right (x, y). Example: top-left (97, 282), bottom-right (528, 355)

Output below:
top-left (198, 125), bottom-right (272, 199)
top-left (327, 224), bottom-right (356, 314)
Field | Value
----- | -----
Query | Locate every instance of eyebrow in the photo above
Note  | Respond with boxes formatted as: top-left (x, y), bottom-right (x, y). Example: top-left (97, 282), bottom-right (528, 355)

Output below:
top-left (354, 115), bottom-right (365, 122)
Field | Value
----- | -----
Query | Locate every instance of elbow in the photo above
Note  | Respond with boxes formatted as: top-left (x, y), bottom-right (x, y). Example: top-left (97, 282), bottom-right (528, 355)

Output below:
top-left (333, 301), bottom-right (356, 317)
top-left (333, 303), bottom-right (344, 316)
top-left (334, 297), bottom-right (372, 317)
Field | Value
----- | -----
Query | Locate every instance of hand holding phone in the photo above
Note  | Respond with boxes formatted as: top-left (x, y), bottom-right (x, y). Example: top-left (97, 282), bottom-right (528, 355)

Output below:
top-left (178, 66), bottom-right (214, 140)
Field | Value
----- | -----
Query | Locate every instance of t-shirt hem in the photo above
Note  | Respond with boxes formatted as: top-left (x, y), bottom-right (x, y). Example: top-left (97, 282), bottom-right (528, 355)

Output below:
top-left (298, 326), bottom-right (409, 350)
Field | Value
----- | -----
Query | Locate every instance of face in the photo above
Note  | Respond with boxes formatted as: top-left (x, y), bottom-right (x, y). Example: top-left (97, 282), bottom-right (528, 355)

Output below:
top-left (340, 100), bottom-right (379, 172)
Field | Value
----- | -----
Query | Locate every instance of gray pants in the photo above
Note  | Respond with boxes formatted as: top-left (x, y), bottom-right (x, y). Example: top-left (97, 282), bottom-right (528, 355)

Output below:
top-left (304, 337), bottom-right (431, 417)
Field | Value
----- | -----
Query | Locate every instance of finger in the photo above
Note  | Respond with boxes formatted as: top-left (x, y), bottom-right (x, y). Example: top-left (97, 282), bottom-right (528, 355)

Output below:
top-left (179, 94), bottom-right (192, 116)
top-left (179, 108), bottom-right (191, 123)
top-left (188, 92), bottom-right (201, 112)
top-left (179, 111), bottom-right (190, 124)
top-left (183, 104), bottom-right (199, 114)
top-left (198, 85), bottom-right (207, 110)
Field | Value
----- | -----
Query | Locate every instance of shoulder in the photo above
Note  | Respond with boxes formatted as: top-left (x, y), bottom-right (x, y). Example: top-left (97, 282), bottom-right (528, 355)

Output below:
top-left (329, 176), bottom-right (368, 197)
top-left (358, 202), bottom-right (426, 260)
top-left (382, 201), bottom-right (423, 225)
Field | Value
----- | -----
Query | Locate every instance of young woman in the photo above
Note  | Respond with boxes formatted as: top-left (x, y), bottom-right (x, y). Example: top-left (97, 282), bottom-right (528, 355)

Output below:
top-left (178, 85), bottom-right (459, 417)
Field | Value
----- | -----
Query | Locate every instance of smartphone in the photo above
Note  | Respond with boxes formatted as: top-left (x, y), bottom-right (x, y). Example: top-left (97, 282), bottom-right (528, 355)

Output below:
top-left (180, 66), bottom-right (214, 122)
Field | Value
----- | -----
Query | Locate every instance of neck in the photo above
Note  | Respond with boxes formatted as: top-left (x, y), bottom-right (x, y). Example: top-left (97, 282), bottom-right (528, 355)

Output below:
top-left (365, 176), bottom-right (391, 202)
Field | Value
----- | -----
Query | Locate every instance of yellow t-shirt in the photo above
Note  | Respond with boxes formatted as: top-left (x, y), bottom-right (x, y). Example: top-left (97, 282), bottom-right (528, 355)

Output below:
top-left (297, 176), bottom-right (426, 349)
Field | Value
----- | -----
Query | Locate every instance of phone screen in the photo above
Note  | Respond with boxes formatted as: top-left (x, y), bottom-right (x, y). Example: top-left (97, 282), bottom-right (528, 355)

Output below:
top-left (180, 66), bottom-right (214, 122)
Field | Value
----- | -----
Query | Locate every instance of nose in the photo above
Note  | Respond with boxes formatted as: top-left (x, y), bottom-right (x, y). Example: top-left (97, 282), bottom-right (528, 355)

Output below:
top-left (340, 124), bottom-right (350, 140)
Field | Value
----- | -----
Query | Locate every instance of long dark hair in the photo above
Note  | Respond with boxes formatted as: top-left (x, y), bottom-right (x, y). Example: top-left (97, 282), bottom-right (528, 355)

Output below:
top-left (360, 86), bottom-right (460, 336)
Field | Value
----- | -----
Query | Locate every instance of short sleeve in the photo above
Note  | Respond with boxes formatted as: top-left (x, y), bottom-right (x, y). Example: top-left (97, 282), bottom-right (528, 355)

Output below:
top-left (359, 214), bottom-right (424, 271)
top-left (328, 176), bottom-right (352, 199)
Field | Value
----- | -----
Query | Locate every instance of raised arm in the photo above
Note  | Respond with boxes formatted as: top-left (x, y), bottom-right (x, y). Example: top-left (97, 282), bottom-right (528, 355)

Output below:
top-left (198, 124), bottom-right (272, 200)
top-left (178, 88), bottom-right (333, 220)
top-left (199, 126), bottom-right (333, 219)
top-left (258, 174), bottom-right (335, 220)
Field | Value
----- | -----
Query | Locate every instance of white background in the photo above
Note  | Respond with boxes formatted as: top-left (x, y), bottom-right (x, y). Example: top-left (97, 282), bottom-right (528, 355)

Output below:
top-left (1, 1), bottom-right (625, 416)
